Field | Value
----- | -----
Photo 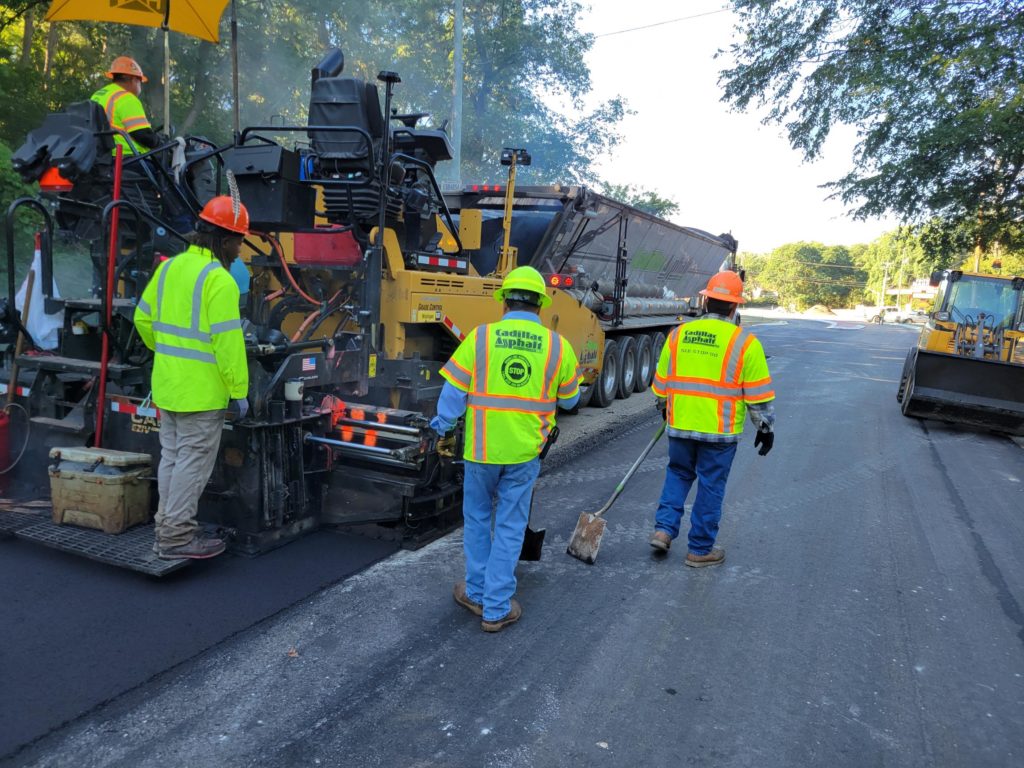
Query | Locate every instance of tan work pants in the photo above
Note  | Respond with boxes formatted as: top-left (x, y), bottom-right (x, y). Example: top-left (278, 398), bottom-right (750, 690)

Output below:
top-left (154, 409), bottom-right (225, 549)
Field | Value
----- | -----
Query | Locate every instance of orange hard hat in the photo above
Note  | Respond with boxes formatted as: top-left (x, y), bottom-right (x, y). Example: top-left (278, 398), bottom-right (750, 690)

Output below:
top-left (106, 56), bottom-right (147, 83)
top-left (699, 270), bottom-right (746, 304)
top-left (198, 196), bottom-right (250, 235)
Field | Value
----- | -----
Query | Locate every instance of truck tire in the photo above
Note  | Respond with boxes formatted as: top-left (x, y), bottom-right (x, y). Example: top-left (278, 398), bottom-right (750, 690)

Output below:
top-left (575, 380), bottom-right (595, 409)
top-left (651, 331), bottom-right (667, 365)
top-left (633, 334), bottom-right (654, 392)
top-left (592, 339), bottom-right (618, 408)
top-left (897, 348), bottom-right (917, 407)
top-left (616, 336), bottom-right (637, 399)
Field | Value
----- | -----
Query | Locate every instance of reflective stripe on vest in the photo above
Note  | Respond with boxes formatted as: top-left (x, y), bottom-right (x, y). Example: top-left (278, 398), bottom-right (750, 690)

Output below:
top-left (466, 324), bottom-right (562, 463)
top-left (153, 260), bottom-right (221, 364)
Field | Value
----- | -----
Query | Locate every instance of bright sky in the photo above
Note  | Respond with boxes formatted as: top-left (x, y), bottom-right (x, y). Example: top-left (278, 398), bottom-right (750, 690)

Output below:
top-left (576, 1), bottom-right (901, 254)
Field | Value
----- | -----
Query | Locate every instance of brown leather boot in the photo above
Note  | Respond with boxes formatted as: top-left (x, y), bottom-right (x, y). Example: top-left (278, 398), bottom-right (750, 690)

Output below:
top-left (685, 548), bottom-right (725, 568)
top-left (159, 537), bottom-right (226, 560)
top-left (453, 581), bottom-right (483, 616)
top-left (481, 599), bottom-right (522, 632)
top-left (650, 531), bottom-right (672, 551)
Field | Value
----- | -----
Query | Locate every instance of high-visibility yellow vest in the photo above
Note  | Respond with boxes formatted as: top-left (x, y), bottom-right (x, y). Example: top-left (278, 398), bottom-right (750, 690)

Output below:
top-left (90, 83), bottom-right (152, 155)
top-left (440, 317), bottom-right (580, 464)
top-left (134, 245), bottom-right (249, 412)
top-left (651, 316), bottom-right (774, 435)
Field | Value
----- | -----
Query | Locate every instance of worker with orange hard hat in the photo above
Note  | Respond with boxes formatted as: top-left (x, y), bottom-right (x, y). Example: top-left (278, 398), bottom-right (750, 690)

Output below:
top-left (134, 194), bottom-right (251, 560)
top-left (648, 269), bottom-right (776, 567)
top-left (90, 56), bottom-right (158, 154)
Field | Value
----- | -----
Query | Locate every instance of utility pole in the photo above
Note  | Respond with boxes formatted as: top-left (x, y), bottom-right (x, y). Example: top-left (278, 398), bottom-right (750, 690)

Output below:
top-left (880, 263), bottom-right (889, 307)
top-left (449, 0), bottom-right (463, 188)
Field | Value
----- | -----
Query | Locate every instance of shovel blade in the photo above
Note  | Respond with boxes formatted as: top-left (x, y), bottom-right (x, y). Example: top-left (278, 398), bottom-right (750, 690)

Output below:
top-left (519, 525), bottom-right (546, 561)
top-left (566, 512), bottom-right (606, 565)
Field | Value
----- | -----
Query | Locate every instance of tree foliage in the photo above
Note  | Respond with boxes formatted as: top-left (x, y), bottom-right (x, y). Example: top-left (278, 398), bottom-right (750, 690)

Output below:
top-left (0, 0), bottom-right (626, 185)
top-left (720, 1), bottom-right (1024, 252)
top-left (597, 182), bottom-right (679, 217)
top-left (754, 241), bottom-right (868, 310)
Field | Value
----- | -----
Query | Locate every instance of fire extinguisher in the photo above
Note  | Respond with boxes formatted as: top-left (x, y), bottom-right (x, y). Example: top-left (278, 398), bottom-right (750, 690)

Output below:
top-left (0, 409), bottom-right (10, 470)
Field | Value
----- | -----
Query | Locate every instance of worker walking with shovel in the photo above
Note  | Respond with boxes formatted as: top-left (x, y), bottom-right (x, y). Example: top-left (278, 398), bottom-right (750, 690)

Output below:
top-left (430, 267), bottom-right (580, 632)
top-left (649, 271), bottom-right (775, 567)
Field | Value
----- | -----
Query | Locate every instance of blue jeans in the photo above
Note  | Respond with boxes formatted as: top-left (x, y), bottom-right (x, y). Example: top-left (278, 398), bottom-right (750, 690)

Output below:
top-left (654, 437), bottom-right (738, 555)
top-left (462, 458), bottom-right (540, 621)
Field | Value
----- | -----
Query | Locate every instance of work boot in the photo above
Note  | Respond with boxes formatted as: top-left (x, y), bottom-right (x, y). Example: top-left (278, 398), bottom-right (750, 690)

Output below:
top-left (649, 531), bottom-right (672, 552)
top-left (685, 548), bottom-right (725, 568)
top-left (158, 536), bottom-right (227, 560)
top-left (481, 599), bottom-right (522, 633)
top-left (453, 581), bottom-right (483, 617)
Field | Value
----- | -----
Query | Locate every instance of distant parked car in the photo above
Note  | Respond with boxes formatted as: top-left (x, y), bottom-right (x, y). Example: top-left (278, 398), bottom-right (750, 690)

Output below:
top-left (868, 306), bottom-right (924, 324)
top-left (869, 305), bottom-right (900, 323)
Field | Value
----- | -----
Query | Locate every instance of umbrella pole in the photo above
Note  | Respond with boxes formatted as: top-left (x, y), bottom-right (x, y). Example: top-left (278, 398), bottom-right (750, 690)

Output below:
top-left (231, 0), bottom-right (240, 142)
top-left (163, 26), bottom-right (171, 132)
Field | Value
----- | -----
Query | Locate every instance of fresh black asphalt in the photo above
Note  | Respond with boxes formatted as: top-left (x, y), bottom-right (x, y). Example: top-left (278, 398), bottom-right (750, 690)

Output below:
top-left (0, 530), bottom-right (396, 758)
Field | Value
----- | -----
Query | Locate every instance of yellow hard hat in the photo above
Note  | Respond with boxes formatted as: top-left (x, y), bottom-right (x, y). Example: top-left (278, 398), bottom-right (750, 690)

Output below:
top-left (494, 266), bottom-right (551, 308)
top-left (106, 56), bottom-right (147, 83)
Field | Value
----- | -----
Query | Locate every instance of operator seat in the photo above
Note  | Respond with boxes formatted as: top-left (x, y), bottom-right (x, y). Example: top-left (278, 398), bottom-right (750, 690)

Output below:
top-left (11, 100), bottom-right (112, 187)
top-left (307, 76), bottom-right (393, 228)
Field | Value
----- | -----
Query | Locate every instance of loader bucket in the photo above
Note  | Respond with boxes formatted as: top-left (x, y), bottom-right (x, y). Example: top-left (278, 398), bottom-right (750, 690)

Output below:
top-left (902, 350), bottom-right (1024, 436)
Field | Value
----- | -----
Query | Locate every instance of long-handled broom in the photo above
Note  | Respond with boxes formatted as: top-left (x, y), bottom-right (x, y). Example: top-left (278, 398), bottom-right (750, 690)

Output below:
top-left (566, 421), bottom-right (666, 564)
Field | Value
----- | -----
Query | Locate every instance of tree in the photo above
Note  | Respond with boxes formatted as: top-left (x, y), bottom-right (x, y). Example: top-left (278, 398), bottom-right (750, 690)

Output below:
top-left (597, 182), bottom-right (680, 217)
top-left (719, 1), bottom-right (1024, 253)
top-left (757, 241), bottom-right (867, 310)
top-left (0, 1), bottom-right (626, 184)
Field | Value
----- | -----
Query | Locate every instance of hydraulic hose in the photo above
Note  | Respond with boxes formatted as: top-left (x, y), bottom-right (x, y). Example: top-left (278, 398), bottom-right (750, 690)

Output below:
top-left (251, 231), bottom-right (320, 306)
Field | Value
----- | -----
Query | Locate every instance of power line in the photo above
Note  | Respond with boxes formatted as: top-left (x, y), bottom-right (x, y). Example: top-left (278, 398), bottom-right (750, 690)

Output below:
top-left (594, 7), bottom-right (730, 38)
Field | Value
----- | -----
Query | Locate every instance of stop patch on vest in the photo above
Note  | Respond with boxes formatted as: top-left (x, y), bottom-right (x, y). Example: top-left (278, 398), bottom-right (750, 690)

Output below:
top-left (501, 354), bottom-right (533, 388)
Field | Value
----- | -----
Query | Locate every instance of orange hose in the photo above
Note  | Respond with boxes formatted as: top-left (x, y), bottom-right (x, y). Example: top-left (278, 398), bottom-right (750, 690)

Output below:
top-left (251, 231), bottom-right (319, 306)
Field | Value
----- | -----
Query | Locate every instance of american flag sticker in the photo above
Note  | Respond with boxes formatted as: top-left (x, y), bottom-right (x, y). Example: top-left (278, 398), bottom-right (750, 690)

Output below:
top-left (302, 357), bottom-right (316, 372)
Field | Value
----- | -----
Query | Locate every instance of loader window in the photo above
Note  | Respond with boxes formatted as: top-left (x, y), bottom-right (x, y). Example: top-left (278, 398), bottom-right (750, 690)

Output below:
top-left (946, 277), bottom-right (1018, 329)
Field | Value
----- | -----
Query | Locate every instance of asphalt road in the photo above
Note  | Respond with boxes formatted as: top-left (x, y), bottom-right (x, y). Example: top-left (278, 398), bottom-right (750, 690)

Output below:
top-left (6, 318), bottom-right (1024, 767)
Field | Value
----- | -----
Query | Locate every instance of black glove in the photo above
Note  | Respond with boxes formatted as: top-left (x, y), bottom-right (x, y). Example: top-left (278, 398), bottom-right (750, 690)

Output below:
top-left (656, 399), bottom-right (667, 421)
top-left (421, 426), bottom-right (440, 452)
top-left (754, 428), bottom-right (774, 456)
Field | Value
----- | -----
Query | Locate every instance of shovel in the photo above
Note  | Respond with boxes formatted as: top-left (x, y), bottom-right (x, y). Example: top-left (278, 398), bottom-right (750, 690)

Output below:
top-left (519, 491), bottom-right (545, 561)
top-left (566, 421), bottom-right (666, 564)
top-left (519, 425), bottom-right (559, 561)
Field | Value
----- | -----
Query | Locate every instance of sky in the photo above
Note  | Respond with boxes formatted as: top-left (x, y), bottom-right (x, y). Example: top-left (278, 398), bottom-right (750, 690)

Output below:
top-left (574, 0), bottom-right (901, 254)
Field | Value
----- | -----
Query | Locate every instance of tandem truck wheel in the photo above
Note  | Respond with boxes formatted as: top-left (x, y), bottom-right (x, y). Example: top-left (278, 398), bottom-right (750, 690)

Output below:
top-left (592, 338), bottom-right (619, 408)
top-left (616, 336), bottom-right (637, 399)
top-left (633, 334), bottom-right (654, 392)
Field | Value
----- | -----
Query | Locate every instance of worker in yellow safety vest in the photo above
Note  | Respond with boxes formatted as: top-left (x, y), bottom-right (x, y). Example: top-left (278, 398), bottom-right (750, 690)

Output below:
top-left (90, 56), bottom-right (159, 155)
top-left (430, 266), bottom-right (580, 632)
top-left (649, 270), bottom-right (775, 567)
top-left (134, 195), bottom-right (250, 560)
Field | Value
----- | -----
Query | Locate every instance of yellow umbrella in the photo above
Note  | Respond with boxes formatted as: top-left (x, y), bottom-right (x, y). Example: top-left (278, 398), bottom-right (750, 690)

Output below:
top-left (45, 0), bottom-right (228, 43)
top-left (45, 0), bottom-right (235, 130)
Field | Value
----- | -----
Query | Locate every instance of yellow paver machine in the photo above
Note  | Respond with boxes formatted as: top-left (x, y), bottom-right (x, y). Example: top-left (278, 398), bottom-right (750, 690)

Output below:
top-left (897, 270), bottom-right (1024, 435)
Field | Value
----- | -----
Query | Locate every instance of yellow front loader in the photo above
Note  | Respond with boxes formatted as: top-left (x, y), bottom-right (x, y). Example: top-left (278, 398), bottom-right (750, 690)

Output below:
top-left (897, 270), bottom-right (1024, 435)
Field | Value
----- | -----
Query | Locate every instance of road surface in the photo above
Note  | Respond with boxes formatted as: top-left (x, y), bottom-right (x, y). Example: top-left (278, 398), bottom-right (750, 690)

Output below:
top-left (4, 317), bottom-right (1023, 767)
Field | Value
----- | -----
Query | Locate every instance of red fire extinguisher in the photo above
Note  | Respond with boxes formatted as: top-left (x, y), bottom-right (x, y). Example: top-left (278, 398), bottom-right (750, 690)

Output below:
top-left (0, 409), bottom-right (11, 471)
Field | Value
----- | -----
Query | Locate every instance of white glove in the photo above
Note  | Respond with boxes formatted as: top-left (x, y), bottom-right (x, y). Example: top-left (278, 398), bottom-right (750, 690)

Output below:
top-left (229, 398), bottom-right (249, 419)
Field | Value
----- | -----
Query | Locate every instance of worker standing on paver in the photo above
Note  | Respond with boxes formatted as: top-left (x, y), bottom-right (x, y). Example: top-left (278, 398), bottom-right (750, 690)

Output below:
top-left (649, 270), bottom-right (775, 567)
top-left (90, 57), bottom-right (159, 154)
top-left (430, 266), bottom-right (580, 631)
top-left (134, 195), bottom-right (250, 560)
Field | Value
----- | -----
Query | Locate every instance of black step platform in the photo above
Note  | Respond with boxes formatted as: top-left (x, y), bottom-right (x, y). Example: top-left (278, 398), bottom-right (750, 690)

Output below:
top-left (0, 510), bottom-right (189, 577)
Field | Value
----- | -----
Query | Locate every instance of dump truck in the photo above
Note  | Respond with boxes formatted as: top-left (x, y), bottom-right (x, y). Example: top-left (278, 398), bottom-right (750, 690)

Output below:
top-left (896, 269), bottom-right (1024, 435)
top-left (0, 48), bottom-right (737, 574)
